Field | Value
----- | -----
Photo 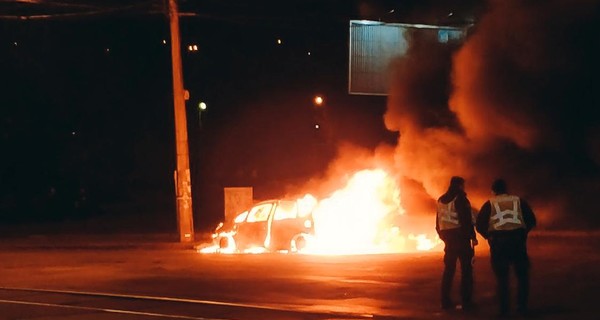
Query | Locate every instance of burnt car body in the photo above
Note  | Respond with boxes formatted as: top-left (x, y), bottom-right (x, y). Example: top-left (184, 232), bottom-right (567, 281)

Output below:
top-left (213, 199), bottom-right (314, 253)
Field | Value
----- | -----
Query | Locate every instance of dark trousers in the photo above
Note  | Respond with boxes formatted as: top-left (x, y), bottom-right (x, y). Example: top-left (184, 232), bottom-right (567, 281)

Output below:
top-left (441, 237), bottom-right (474, 307)
top-left (489, 235), bottom-right (530, 314)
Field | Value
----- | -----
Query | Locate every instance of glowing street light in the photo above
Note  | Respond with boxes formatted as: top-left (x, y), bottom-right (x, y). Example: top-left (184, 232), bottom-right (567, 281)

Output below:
top-left (314, 95), bottom-right (324, 106)
top-left (198, 101), bottom-right (207, 127)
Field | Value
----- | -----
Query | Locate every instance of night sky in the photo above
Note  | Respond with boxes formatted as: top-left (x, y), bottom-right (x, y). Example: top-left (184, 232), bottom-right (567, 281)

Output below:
top-left (4, 0), bottom-right (596, 233)
top-left (1, 0), bottom-right (440, 232)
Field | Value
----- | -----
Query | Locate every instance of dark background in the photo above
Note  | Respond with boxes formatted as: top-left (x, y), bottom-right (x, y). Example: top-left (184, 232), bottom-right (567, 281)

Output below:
top-left (4, 0), bottom-right (596, 234)
top-left (1, 1), bottom-right (480, 233)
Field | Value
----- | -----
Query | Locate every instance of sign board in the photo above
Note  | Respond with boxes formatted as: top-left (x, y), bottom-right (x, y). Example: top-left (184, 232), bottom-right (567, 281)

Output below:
top-left (349, 20), bottom-right (469, 95)
top-left (224, 187), bottom-right (253, 222)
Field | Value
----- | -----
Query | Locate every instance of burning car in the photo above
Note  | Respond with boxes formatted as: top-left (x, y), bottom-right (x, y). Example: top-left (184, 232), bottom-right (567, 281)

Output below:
top-left (210, 199), bottom-right (315, 253)
top-left (198, 169), bottom-right (442, 255)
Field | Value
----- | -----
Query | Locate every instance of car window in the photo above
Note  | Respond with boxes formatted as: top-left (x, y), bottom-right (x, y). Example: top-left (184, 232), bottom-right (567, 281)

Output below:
top-left (246, 203), bottom-right (273, 222)
top-left (234, 211), bottom-right (248, 223)
top-left (274, 201), bottom-right (298, 220)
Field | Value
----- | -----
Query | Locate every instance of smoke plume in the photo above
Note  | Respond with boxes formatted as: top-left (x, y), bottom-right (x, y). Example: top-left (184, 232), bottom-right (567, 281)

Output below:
top-left (385, 0), bottom-right (600, 227)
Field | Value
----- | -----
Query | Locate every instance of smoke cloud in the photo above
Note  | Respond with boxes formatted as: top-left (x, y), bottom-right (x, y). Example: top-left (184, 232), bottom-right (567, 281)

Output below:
top-left (385, 0), bottom-right (600, 227)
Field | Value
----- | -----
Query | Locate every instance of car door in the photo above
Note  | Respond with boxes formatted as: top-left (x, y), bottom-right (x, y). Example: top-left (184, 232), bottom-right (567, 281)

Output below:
top-left (270, 200), bottom-right (300, 250)
top-left (236, 202), bottom-right (274, 249)
top-left (270, 200), bottom-right (315, 250)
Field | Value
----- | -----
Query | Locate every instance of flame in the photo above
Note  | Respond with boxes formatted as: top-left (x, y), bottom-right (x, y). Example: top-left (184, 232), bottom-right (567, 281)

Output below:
top-left (301, 169), bottom-right (442, 254)
top-left (199, 168), bottom-right (442, 255)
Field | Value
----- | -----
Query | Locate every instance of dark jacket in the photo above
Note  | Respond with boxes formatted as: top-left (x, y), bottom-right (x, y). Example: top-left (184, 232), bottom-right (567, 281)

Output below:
top-left (476, 196), bottom-right (536, 240)
top-left (436, 189), bottom-right (476, 242)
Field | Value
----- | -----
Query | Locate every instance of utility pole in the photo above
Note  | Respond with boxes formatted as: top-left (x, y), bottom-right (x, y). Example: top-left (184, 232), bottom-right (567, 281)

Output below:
top-left (168, 0), bottom-right (194, 243)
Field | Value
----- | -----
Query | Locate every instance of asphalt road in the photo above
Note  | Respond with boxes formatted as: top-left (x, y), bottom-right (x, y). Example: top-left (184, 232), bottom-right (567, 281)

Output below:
top-left (0, 232), bottom-right (598, 319)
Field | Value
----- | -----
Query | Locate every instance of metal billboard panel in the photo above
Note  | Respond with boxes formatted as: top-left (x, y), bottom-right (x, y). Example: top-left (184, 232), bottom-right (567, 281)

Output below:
top-left (348, 20), bottom-right (468, 96)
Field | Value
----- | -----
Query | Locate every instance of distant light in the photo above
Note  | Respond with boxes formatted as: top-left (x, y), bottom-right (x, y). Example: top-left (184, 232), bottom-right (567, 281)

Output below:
top-left (199, 102), bottom-right (207, 111)
top-left (13, 41), bottom-right (18, 46)
top-left (307, 51), bottom-right (311, 56)
top-left (315, 124), bottom-right (320, 129)
top-left (448, 12), bottom-right (454, 17)
top-left (71, 131), bottom-right (76, 135)
top-left (389, 9), bottom-right (395, 13)
top-left (105, 48), bottom-right (110, 53)
top-left (276, 39), bottom-right (282, 45)
top-left (188, 45), bottom-right (193, 51)
top-left (162, 39), bottom-right (167, 44)
top-left (314, 95), bottom-right (324, 106)
top-left (188, 44), bottom-right (198, 52)
top-left (193, 45), bottom-right (198, 51)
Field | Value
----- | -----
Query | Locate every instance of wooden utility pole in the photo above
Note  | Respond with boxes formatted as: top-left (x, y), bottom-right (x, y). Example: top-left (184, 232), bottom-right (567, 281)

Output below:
top-left (168, 0), bottom-right (194, 242)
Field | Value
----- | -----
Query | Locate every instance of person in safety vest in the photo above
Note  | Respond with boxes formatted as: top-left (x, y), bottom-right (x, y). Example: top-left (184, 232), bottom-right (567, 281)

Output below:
top-left (436, 176), bottom-right (477, 311)
top-left (476, 179), bottom-right (536, 317)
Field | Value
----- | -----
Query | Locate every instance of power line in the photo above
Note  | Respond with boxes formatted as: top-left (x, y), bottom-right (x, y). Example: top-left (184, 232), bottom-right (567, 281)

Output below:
top-left (0, 0), bottom-right (160, 20)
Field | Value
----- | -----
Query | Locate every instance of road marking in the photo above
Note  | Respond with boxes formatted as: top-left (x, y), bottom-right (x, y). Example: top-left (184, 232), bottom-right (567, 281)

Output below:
top-left (0, 298), bottom-right (224, 320)
top-left (0, 287), bottom-right (374, 319)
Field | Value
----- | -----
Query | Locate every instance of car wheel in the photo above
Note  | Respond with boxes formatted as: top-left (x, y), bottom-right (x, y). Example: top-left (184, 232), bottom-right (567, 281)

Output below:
top-left (290, 234), bottom-right (307, 253)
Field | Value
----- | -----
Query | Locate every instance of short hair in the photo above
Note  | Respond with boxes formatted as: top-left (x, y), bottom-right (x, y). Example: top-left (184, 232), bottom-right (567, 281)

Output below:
top-left (491, 179), bottom-right (508, 194)
top-left (450, 176), bottom-right (465, 188)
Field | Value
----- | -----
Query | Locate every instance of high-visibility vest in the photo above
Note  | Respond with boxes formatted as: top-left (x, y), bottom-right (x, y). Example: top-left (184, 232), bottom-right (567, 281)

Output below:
top-left (488, 194), bottom-right (525, 231)
top-left (437, 198), bottom-right (460, 231)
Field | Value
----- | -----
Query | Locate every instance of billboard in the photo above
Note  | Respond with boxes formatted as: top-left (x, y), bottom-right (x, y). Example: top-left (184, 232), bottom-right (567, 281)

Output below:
top-left (224, 187), bottom-right (253, 222)
top-left (349, 20), bottom-right (469, 95)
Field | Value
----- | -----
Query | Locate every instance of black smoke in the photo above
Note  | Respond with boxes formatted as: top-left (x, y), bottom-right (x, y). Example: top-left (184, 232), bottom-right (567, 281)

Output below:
top-left (385, 0), bottom-right (600, 228)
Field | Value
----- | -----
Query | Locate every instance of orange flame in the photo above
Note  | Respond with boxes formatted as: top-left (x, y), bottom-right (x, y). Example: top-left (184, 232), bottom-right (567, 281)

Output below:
top-left (301, 169), bottom-right (441, 254)
top-left (197, 168), bottom-right (442, 255)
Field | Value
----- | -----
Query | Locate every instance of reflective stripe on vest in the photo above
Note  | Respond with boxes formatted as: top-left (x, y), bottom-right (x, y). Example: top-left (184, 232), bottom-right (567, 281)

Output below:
top-left (437, 198), bottom-right (460, 230)
top-left (488, 194), bottom-right (525, 231)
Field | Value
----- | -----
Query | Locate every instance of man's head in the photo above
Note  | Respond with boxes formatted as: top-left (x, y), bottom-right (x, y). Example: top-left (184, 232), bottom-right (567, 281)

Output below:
top-left (491, 179), bottom-right (508, 195)
top-left (449, 176), bottom-right (465, 192)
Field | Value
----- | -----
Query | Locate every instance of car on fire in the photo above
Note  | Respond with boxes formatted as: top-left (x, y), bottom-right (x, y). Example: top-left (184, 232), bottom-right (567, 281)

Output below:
top-left (211, 199), bottom-right (315, 253)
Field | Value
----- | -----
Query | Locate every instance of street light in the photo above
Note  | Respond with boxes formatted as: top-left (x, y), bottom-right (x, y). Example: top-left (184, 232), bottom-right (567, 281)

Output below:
top-left (198, 101), bottom-right (207, 127)
top-left (313, 95), bottom-right (324, 106)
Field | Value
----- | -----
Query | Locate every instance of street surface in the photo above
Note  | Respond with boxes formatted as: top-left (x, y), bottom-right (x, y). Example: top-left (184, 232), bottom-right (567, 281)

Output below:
top-left (0, 232), bottom-right (598, 319)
